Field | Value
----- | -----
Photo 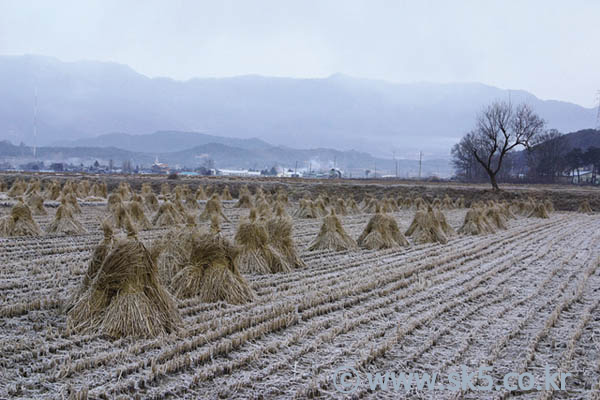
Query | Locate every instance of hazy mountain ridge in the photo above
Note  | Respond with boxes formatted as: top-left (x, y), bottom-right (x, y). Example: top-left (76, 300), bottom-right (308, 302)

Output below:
top-left (0, 54), bottom-right (595, 158)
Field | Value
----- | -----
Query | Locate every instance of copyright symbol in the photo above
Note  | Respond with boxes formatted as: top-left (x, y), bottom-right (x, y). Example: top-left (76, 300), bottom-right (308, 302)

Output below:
top-left (332, 366), bottom-right (360, 394)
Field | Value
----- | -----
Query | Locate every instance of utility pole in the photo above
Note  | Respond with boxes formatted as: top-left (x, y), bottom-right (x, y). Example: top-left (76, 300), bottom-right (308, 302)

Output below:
top-left (418, 151), bottom-right (422, 180)
top-left (596, 90), bottom-right (600, 130)
top-left (33, 85), bottom-right (38, 159)
top-left (294, 161), bottom-right (298, 176)
top-left (393, 150), bottom-right (398, 178)
top-left (374, 162), bottom-right (377, 179)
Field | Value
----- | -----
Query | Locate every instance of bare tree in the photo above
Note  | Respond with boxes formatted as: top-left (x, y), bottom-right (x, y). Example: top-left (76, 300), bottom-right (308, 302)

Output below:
top-left (526, 129), bottom-right (566, 183)
top-left (456, 101), bottom-right (545, 190)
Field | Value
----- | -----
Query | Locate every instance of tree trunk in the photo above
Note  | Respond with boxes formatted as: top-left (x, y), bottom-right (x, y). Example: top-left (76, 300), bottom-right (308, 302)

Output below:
top-left (489, 171), bottom-right (500, 190)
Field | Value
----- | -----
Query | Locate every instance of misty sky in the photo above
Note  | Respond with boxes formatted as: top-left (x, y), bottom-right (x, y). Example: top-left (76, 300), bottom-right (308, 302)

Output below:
top-left (1, 0), bottom-right (599, 107)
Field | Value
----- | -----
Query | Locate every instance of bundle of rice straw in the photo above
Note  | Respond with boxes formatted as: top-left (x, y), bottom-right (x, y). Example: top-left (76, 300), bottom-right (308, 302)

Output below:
top-left (253, 197), bottom-right (272, 219)
top-left (44, 181), bottom-right (62, 200)
top-left (442, 195), bottom-right (454, 209)
top-left (152, 201), bottom-right (185, 226)
top-left (434, 207), bottom-right (456, 236)
top-left (8, 179), bottom-right (27, 198)
top-left (160, 183), bottom-right (171, 199)
top-left (313, 198), bottom-right (328, 217)
top-left (431, 198), bottom-right (442, 209)
top-left (66, 219), bottom-right (113, 310)
top-left (141, 183), bottom-right (153, 196)
top-left (46, 201), bottom-right (87, 235)
top-left (65, 192), bottom-right (82, 214)
top-left (236, 193), bottom-right (253, 208)
top-left (514, 199), bottom-right (535, 216)
top-left (402, 197), bottom-right (414, 209)
top-left (235, 209), bottom-right (288, 274)
top-left (130, 193), bottom-right (143, 203)
top-left (454, 196), bottom-right (465, 208)
top-left (0, 199), bottom-right (42, 236)
top-left (117, 182), bottom-right (132, 201)
top-left (0, 179), bottom-right (6, 192)
top-left (528, 202), bottom-right (549, 219)
top-left (578, 200), bottom-right (593, 214)
top-left (143, 192), bottom-right (159, 213)
top-left (362, 197), bottom-right (379, 213)
top-left (308, 209), bottom-right (358, 251)
top-left (127, 200), bottom-right (152, 230)
top-left (276, 190), bottom-right (289, 205)
top-left (380, 200), bottom-right (392, 213)
top-left (293, 199), bottom-right (317, 218)
top-left (196, 185), bottom-right (207, 200)
top-left (484, 206), bottom-right (507, 230)
top-left (347, 199), bottom-right (360, 214)
top-left (334, 198), bottom-right (348, 215)
top-left (221, 186), bottom-right (233, 200)
top-left (26, 193), bottom-right (47, 216)
top-left (357, 206), bottom-right (409, 249)
top-left (458, 207), bottom-right (496, 235)
top-left (199, 194), bottom-right (230, 222)
top-left (155, 214), bottom-right (200, 285)
top-left (89, 182), bottom-right (107, 198)
top-left (266, 206), bottom-right (305, 269)
top-left (107, 193), bottom-right (123, 212)
top-left (110, 203), bottom-right (134, 231)
top-left (25, 179), bottom-right (41, 196)
top-left (77, 180), bottom-right (90, 198)
top-left (170, 222), bottom-right (255, 303)
top-left (67, 220), bottom-right (182, 338)
top-left (413, 197), bottom-right (428, 210)
top-left (387, 197), bottom-right (399, 212)
top-left (499, 201), bottom-right (516, 219)
top-left (172, 194), bottom-right (187, 215)
top-left (184, 189), bottom-right (199, 210)
top-left (405, 206), bottom-right (448, 244)
top-left (544, 199), bottom-right (555, 213)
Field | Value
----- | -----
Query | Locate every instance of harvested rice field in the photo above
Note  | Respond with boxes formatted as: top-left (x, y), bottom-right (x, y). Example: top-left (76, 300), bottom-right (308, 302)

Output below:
top-left (1, 177), bottom-right (600, 399)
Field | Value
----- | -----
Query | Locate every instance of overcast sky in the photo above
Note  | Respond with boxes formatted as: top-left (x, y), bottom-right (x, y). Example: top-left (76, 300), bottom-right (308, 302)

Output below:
top-left (1, 0), bottom-right (598, 107)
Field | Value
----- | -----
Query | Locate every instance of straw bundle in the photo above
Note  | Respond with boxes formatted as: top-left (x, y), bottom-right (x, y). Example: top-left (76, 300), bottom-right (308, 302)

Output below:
top-left (454, 196), bottom-right (465, 208)
top-left (293, 199), bottom-right (317, 218)
top-left (143, 193), bottom-right (159, 213)
top-left (46, 202), bottom-right (87, 235)
top-left (155, 216), bottom-right (200, 286)
top-left (221, 186), bottom-right (233, 200)
top-left (116, 182), bottom-right (132, 201)
top-left (0, 200), bottom-right (42, 236)
top-left (347, 199), bottom-right (360, 214)
top-left (184, 190), bottom-right (199, 210)
top-left (236, 193), bottom-right (253, 208)
top-left (544, 199), bottom-right (555, 213)
top-left (442, 195), bottom-right (454, 209)
top-left (528, 202), bottom-right (549, 219)
top-left (67, 222), bottom-right (181, 338)
top-left (127, 200), bottom-right (152, 230)
top-left (578, 200), bottom-right (593, 214)
top-left (141, 183), bottom-right (153, 196)
top-left (199, 194), bottom-right (230, 222)
top-left (196, 185), bottom-right (207, 200)
top-left (266, 206), bottom-right (305, 269)
top-left (434, 207), bottom-right (456, 236)
top-left (357, 207), bottom-right (409, 250)
top-left (65, 192), bottom-right (82, 214)
top-left (152, 201), bottom-right (184, 226)
top-left (235, 209), bottom-right (288, 274)
top-left (484, 206), bottom-right (507, 230)
top-left (25, 179), bottom-right (41, 196)
top-left (160, 183), bottom-right (170, 198)
top-left (308, 209), bottom-right (358, 251)
top-left (362, 198), bottom-right (379, 213)
top-left (8, 179), bottom-right (27, 198)
top-left (107, 193), bottom-right (123, 212)
top-left (334, 198), bottom-right (348, 215)
top-left (405, 206), bottom-right (448, 244)
top-left (26, 193), bottom-right (47, 216)
top-left (458, 207), bottom-right (496, 235)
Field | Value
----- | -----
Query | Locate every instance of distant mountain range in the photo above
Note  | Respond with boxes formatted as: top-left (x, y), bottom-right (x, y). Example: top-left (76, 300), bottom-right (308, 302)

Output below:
top-left (0, 54), bottom-right (596, 158)
top-left (0, 131), bottom-right (452, 177)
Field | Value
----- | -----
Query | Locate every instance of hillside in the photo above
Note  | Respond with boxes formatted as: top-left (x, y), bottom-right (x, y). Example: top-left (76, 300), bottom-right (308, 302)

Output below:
top-left (0, 55), bottom-right (596, 158)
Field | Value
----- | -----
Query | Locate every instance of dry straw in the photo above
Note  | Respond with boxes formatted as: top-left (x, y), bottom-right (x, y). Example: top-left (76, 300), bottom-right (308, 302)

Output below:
top-left (67, 220), bottom-right (182, 338)
top-left (221, 186), bottom-right (233, 200)
top-left (357, 206), bottom-right (409, 249)
top-left (236, 193), bottom-right (253, 208)
top-left (143, 192), bottom-right (160, 213)
top-left (308, 209), bottom-right (358, 251)
top-left (0, 199), bottom-right (42, 237)
top-left (267, 205), bottom-right (305, 269)
top-left (578, 200), bottom-right (593, 214)
top-left (46, 202), bottom-right (87, 235)
top-left (484, 206), bottom-right (507, 230)
top-left (235, 209), bottom-right (289, 274)
top-left (26, 193), bottom-right (47, 216)
top-left (528, 202), bottom-right (549, 219)
top-left (293, 199), bottom-right (317, 218)
top-left (199, 194), bottom-right (230, 222)
top-left (152, 201), bottom-right (185, 226)
top-left (196, 185), bottom-right (207, 200)
top-left (405, 206), bottom-right (448, 244)
top-left (155, 215), bottom-right (200, 286)
top-left (127, 200), bottom-right (152, 230)
top-left (458, 206), bottom-right (496, 235)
